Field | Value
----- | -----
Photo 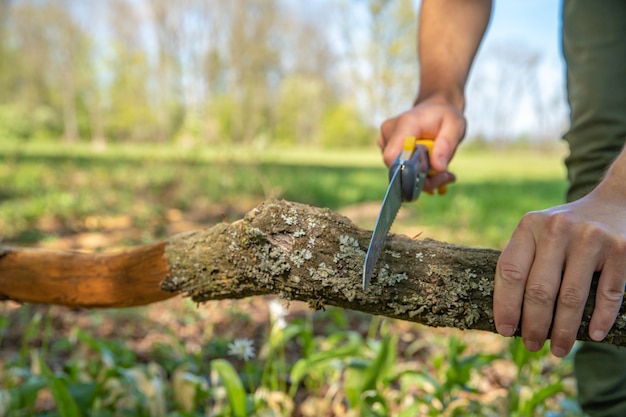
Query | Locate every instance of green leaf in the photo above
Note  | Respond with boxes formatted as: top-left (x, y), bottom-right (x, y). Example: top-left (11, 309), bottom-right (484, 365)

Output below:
top-left (67, 382), bottom-right (98, 411)
top-left (270, 322), bottom-right (305, 350)
top-left (289, 336), bottom-right (361, 396)
top-left (398, 370), bottom-right (440, 397)
top-left (521, 381), bottom-right (564, 415)
top-left (211, 359), bottom-right (248, 417)
top-left (9, 374), bottom-right (46, 409)
top-left (75, 329), bottom-right (117, 369)
top-left (361, 334), bottom-right (395, 393)
top-left (40, 358), bottom-right (81, 417)
top-left (361, 389), bottom-right (389, 416)
top-left (397, 402), bottom-right (422, 417)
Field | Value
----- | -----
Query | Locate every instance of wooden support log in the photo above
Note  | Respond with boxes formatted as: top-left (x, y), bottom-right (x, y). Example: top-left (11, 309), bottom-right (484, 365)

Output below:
top-left (0, 243), bottom-right (171, 307)
top-left (2, 199), bottom-right (625, 347)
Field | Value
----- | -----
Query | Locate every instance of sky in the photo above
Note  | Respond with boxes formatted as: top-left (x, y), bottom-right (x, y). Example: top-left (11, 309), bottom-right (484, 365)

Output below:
top-left (466, 0), bottom-right (568, 141)
top-left (485, 0), bottom-right (562, 58)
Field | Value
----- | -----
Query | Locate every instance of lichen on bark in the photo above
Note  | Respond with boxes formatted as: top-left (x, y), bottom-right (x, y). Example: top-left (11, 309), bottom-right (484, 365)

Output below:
top-left (163, 200), bottom-right (501, 331)
top-left (161, 199), bottom-right (626, 347)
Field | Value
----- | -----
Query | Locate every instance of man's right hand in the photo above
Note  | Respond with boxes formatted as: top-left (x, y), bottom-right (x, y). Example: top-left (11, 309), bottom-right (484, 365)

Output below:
top-left (377, 96), bottom-right (466, 192)
top-left (377, 0), bottom-right (491, 191)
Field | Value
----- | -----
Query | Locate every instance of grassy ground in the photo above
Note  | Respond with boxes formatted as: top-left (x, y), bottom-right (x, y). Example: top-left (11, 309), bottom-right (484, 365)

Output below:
top-left (0, 142), bottom-right (568, 248)
top-left (0, 141), bottom-right (583, 416)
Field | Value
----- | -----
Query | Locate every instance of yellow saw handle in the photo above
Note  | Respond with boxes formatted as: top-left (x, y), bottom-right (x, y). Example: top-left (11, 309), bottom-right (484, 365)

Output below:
top-left (405, 137), bottom-right (448, 195)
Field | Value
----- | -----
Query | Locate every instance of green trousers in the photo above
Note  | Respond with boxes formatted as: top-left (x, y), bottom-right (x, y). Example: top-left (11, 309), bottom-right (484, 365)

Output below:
top-left (562, 0), bottom-right (626, 416)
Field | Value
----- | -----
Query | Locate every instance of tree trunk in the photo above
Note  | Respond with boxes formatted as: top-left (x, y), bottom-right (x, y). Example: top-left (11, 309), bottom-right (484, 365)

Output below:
top-left (2, 199), bottom-right (626, 347)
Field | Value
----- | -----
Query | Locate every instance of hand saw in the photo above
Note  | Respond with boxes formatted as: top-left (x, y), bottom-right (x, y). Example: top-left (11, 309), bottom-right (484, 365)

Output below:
top-left (362, 137), bottom-right (446, 290)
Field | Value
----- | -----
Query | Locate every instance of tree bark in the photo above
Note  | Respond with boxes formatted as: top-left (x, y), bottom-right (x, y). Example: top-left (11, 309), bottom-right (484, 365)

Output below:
top-left (2, 199), bottom-right (626, 347)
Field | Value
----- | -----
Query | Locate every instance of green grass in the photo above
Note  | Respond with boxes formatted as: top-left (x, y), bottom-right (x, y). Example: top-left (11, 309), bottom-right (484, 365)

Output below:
top-left (0, 142), bottom-right (567, 246)
top-left (0, 144), bottom-right (388, 241)
top-left (0, 141), bottom-right (582, 416)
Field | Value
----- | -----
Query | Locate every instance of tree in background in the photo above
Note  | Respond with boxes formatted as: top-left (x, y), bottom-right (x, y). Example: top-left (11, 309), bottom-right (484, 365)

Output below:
top-left (0, 0), bottom-right (11, 96)
top-left (367, 0), bottom-right (418, 119)
top-left (10, 1), bottom-right (92, 143)
top-left (0, 0), bottom-right (411, 148)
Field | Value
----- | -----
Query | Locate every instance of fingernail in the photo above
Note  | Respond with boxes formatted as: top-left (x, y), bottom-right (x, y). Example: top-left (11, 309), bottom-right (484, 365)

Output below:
top-left (552, 346), bottom-right (567, 358)
top-left (498, 324), bottom-right (515, 337)
top-left (591, 330), bottom-right (606, 341)
top-left (524, 340), bottom-right (541, 352)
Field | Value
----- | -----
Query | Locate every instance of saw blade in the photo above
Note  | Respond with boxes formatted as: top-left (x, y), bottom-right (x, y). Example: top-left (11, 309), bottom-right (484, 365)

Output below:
top-left (362, 166), bottom-right (403, 290)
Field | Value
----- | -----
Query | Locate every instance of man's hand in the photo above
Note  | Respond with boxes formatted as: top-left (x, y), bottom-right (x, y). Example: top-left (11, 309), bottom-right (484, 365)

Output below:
top-left (494, 186), bottom-right (626, 358)
top-left (376, 0), bottom-right (491, 192)
top-left (378, 96), bottom-right (465, 192)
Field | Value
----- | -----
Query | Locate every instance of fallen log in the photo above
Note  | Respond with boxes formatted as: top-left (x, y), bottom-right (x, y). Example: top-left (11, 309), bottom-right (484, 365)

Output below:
top-left (1, 199), bottom-right (625, 346)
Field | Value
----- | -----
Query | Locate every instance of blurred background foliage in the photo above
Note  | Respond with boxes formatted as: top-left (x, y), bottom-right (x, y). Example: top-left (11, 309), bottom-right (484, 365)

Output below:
top-left (0, 0), bottom-right (424, 149)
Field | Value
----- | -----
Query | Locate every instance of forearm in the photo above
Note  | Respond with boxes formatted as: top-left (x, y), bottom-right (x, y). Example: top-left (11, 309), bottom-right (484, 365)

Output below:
top-left (416, 0), bottom-right (492, 109)
top-left (377, 0), bottom-right (492, 171)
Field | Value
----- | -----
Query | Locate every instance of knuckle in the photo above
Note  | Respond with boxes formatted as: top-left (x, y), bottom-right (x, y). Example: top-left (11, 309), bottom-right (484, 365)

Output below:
top-left (516, 211), bottom-right (544, 232)
top-left (609, 236), bottom-right (626, 257)
top-left (578, 223), bottom-right (605, 245)
top-left (551, 327), bottom-right (576, 342)
top-left (380, 118), bottom-right (395, 137)
top-left (525, 283), bottom-right (556, 306)
top-left (395, 115), bottom-right (419, 133)
top-left (498, 261), bottom-right (526, 284)
top-left (543, 211), bottom-right (575, 236)
top-left (597, 286), bottom-right (624, 305)
top-left (558, 286), bottom-right (586, 309)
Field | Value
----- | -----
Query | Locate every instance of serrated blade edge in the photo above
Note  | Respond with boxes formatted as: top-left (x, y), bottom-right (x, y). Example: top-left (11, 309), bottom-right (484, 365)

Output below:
top-left (362, 167), bottom-right (403, 290)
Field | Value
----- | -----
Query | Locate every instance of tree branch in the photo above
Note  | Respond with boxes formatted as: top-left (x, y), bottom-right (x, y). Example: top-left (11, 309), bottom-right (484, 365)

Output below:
top-left (162, 199), bottom-right (626, 347)
top-left (2, 199), bottom-right (625, 347)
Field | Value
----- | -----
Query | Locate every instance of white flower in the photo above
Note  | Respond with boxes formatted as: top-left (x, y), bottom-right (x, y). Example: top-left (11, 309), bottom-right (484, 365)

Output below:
top-left (269, 299), bottom-right (287, 330)
top-left (227, 338), bottom-right (256, 362)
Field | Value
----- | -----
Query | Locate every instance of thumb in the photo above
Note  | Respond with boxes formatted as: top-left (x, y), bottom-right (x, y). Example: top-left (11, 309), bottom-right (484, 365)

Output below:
top-left (431, 117), bottom-right (466, 172)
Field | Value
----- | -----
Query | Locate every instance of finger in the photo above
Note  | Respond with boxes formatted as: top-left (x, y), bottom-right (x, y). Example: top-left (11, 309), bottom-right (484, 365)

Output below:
top-left (494, 224), bottom-right (536, 338)
top-left (377, 134), bottom-right (384, 151)
top-left (423, 171), bottom-right (456, 193)
top-left (380, 117), bottom-right (420, 167)
top-left (382, 138), bottom-right (407, 167)
top-left (379, 115), bottom-right (398, 142)
top-left (431, 115), bottom-right (466, 172)
top-left (549, 249), bottom-right (595, 357)
top-left (520, 226), bottom-right (567, 352)
top-left (588, 254), bottom-right (626, 342)
top-left (385, 113), bottom-right (438, 167)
